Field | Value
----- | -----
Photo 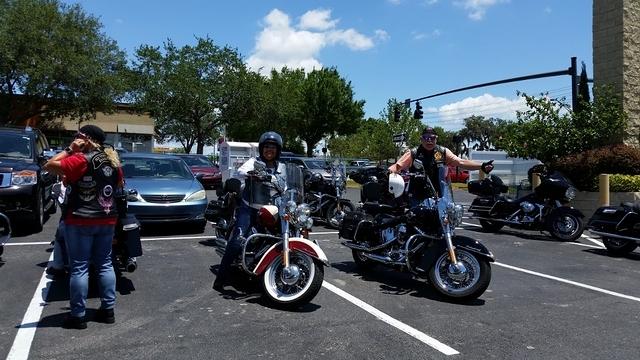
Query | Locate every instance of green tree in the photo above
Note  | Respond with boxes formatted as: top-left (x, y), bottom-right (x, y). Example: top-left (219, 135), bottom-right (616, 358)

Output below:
top-left (296, 68), bottom-right (365, 156)
top-left (496, 88), bottom-right (626, 163)
top-left (131, 37), bottom-right (244, 153)
top-left (0, 0), bottom-right (128, 126)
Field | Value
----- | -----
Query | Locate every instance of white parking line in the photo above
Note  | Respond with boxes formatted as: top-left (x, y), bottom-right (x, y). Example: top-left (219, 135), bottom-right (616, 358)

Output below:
top-left (580, 234), bottom-right (605, 249)
top-left (494, 262), bottom-right (640, 303)
top-left (461, 222), bottom-right (482, 228)
top-left (6, 254), bottom-right (53, 360)
top-left (322, 281), bottom-right (459, 356)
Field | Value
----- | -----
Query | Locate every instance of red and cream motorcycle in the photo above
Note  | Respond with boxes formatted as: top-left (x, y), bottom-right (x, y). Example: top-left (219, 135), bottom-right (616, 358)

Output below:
top-left (215, 162), bottom-right (328, 308)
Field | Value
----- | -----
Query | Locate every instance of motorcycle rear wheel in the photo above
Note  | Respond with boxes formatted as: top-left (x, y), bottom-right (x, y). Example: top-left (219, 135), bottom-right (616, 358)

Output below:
top-left (428, 249), bottom-right (491, 301)
top-left (351, 249), bottom-right (376, 270)
top-left (261, 252), bottom-right (324, 308)
top-left (602, 237), bottom-right (638, 256)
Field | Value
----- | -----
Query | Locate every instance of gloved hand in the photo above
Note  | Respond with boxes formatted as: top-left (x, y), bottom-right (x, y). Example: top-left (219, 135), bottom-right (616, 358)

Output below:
top-left (481, 160), bottom-right (494, 174)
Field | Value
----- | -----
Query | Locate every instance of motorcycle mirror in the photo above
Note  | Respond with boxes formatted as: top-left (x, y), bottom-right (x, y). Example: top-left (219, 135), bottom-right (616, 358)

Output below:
top-left (413, 159), bottom-right (424, 170)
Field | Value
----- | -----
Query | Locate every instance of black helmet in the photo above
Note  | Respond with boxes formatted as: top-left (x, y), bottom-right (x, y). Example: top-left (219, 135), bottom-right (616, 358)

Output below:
top-left (258, 131), bottom-right (283, 160)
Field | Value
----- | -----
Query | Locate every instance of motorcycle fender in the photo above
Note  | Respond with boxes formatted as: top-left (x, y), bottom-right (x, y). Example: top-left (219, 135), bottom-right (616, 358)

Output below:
top-left (253, 237), bottom-right (329, 275)
top-left (550, 206), bottom-right (585, 219)
top-left (419, 235), bottom-right (495, 271)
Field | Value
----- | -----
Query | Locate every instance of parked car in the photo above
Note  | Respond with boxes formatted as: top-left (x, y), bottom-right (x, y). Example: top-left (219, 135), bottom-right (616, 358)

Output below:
top-left (0, 127), bottom-right (57, 232)
top-left (176, 154), bottom-right (222, 189)
top-left (345, 159), bottom-right (371, 175)
top-left (120, 153), bottom-right (208, 232)
top-left (280, 156), bottom-right (344, 183)
top-left (448, 164), bottom-right (470, 183)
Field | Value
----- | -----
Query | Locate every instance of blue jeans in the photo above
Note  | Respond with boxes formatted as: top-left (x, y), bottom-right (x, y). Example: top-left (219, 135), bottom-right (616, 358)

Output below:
top-left (217, 204), bottom-right (256, 282)
top-left (65, 224), bottom-right (116, 318)
top-left (50, 221), bottom-right (68, 269)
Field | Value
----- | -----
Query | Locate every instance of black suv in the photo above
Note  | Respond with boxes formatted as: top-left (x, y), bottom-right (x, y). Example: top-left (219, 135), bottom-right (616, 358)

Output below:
top-left (0, 127), bottom-right (57, 231)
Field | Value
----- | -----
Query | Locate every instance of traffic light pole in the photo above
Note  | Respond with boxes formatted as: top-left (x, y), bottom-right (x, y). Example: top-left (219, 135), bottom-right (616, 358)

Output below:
top-left (404, 57), bottom-right (580, 112)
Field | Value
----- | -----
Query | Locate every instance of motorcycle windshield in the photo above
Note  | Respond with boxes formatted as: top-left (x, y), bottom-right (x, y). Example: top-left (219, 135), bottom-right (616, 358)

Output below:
top-left (438, 164), bottom-right (454, 204)
top-left (284, 162), bottom-right (305, 204)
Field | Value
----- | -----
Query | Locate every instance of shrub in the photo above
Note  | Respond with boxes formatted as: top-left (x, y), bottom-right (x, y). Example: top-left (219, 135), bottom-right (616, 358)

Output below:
top-left (610, 174), bottom-right (640, 192)
top-left (552, 144), bottom-right (640, 191)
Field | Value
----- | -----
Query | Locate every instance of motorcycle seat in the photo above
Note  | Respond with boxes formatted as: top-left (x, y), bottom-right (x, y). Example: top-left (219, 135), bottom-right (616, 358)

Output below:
top-left (498, 195), bottom-right (518, 204)
top-left (362, 202), bottom-right (397, 215)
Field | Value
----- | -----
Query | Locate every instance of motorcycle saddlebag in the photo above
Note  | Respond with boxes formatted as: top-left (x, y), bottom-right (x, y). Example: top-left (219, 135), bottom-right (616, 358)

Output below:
top-left (204, 201), bottom-right (224, 223)
top-left (588, 205), bottom-right (640, 235)
top-left (118, 214), bottom-right (142, 257)
top-left (468, 175), bottom-right (508, 196)
top-left (339, 210), bottom-right (368, 240)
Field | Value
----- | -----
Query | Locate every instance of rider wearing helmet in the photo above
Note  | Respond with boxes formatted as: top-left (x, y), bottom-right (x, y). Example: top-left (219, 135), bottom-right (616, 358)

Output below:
top-left (389, 127), bottom-right (494, 205)
top-left (213, 131), bottom-right (286, 291)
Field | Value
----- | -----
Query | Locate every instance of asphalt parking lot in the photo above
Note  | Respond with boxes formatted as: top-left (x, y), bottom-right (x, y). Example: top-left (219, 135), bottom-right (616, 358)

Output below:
top-left (1, 188), bottom-right (639, 360)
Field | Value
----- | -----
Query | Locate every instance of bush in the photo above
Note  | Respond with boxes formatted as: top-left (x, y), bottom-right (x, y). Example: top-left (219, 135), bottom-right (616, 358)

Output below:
top-left (610, 174), bottom-right (640, 192)
top-left (552, 144), bottom-right (640, 191)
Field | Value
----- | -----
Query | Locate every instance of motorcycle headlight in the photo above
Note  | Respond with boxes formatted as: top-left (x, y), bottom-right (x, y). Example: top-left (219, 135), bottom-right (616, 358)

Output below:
top-left (286, 200), bottom-right (297, 214)
top-left (565, 187), bottom-right (576, 201)
top-left (304, 218), bottom-right (314, 229)
top-left (184, 189), bottom-right (206, 202)
top-left (295, 203), bottom-right (312, 223)
top-left (447, 203), bottom-right (464, 228)
top-left (12, 170), bottom-right (37, 186)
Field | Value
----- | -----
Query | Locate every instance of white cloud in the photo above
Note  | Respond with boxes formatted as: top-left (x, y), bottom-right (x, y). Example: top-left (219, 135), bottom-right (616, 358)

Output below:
top-left (412, 29), bottom-right (441, 40)
top-left (454, 0), bottom-right (509, 20)
top-left (375, 29), bottom-right (390, 42)
top-left (387, 0), bottom-right (402, 5)
top-left (299, 9), bottom-right (338, 31)
top-left (248, 8), bottom-right (380, 75)
top-left (424, 93), bottom-right (526, 129)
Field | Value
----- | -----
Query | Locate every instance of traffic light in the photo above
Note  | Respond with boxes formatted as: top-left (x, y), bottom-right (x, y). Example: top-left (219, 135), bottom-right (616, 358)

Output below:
top-left (413, 101), bottom-right (423, 119)
top-left (393, 106), bottom-right (401, 122)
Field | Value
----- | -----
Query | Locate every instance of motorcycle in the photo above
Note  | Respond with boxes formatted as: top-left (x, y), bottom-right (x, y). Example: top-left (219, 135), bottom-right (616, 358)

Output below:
top-left (304, 160), bottom-right (355, 229)
top-left (213, 161), bottom-right (329, 308)
top-left (349, 165), bottom-right (406, 207)
top-left (0, 212), bottom-right (11, 257)
top-left (467, 166), bottom-right (585, 241)
top-left (340, 159), bottom-right (494, 301)
top-left (587, 202), bottom-right (640, 256)
top-left (205, 177), bottom-right (242, 241)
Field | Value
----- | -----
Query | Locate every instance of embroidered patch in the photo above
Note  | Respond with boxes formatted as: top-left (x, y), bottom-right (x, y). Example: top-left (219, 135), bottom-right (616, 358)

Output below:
top-left (102, 185), bottom-right (113, 197)
top-left (98, 195), bottom-right (113, 214)
top-left (434, 151), bottom-right (442, 161)
top-left (102, 165), bottom-right (114, 177)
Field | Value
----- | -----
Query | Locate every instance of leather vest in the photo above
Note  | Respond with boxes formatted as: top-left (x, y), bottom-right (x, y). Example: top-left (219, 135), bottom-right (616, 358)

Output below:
top-left (68, 151), bottom-right (119, 218)
top-left (407, 145), bottom-right (446, 200)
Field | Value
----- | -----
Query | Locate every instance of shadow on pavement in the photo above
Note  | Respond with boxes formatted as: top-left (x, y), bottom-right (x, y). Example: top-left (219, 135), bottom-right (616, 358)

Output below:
top-left (464, 226), bottom-right (563, 243)
top-left (331, 261), bottom-right (486, 306)
top-left (583, 248), bottom-right (640, 261)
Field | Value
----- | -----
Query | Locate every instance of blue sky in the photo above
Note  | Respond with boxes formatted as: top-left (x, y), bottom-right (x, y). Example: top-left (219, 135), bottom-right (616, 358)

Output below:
top-left (66, 0), bottom-right (592, 131)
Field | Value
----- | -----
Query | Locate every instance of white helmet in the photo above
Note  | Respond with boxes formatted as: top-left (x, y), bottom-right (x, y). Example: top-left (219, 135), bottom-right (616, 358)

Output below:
top-left (388, 173), bottom-right (405, 198)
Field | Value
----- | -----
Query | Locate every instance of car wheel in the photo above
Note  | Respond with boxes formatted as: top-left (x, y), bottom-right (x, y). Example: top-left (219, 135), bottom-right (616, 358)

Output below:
top-left (28, 189), bottom-right (45, 233)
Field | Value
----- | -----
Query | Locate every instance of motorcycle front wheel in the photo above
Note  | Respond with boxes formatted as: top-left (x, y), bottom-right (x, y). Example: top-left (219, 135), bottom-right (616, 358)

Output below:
top-left (547, 212), bottom-right (584, 241)
top-left (326, 202), bottom-right (355, 229)
top-left (261, 252), bottom-right (324, 308)
top-left (427, 249), bottom-right (491, 301)
top-left (602, 237), bottom-right (638, 256)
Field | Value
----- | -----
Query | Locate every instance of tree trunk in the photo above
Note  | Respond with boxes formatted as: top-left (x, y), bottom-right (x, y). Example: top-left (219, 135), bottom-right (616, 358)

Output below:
top-left (196, 142), bottom-right (205, 154)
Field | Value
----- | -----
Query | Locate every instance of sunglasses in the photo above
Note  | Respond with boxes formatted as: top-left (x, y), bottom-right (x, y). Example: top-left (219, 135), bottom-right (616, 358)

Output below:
top-left (263, 144), bottom-right (277, 150)
top-left (421, 135), bottom-right (437, 141)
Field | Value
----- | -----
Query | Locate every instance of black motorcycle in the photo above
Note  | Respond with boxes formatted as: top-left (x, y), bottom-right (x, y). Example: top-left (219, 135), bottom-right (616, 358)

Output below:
top-left (0, 212), bottom-right (11, 257)
top-left (205, 177), bottom-right (242, 241)
top-left (340, 159), bottom-right (494, 301)
top-left (467, 168), bottom-right (585, 241)
top-left (587, 202), bottom-right (640, 256)
top-left (304, 161), bottom-right (355, 229)
top-left (349, 165), bottom-right (405, 206)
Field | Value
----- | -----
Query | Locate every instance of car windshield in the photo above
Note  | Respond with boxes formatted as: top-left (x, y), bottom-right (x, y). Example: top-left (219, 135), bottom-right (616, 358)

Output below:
top-left (0, 134), bottom-right (32, 159)
top-left (181, 155), bottom-right (213, 167)
top-left (122, 158), bottom-right (193, 179)
top-left (304, 160), bottom-right (328, 170)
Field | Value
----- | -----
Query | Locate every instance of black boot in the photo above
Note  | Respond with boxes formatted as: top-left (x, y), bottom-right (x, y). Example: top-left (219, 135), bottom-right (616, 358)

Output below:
top-left (95, 308), bottom-right (115, 324)
top-left (63, 314), bottom-right (87, 329)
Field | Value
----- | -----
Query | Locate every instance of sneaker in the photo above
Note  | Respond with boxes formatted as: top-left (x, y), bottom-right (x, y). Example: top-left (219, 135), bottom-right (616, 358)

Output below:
top-left (95, 308), bottom-right (115, 324)
top-left (212, 278), bottom-right (227, 292)
top-left (46, 267), bottom-right (67, 278)
top-left (63, 315), bottom-right (87, 330)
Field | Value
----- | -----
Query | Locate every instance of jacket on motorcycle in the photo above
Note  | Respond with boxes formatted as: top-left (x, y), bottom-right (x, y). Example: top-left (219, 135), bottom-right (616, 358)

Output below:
top-left (408, 145), bottom-right (446, 201)
top-left (236, 157), bottom-right (287, 210)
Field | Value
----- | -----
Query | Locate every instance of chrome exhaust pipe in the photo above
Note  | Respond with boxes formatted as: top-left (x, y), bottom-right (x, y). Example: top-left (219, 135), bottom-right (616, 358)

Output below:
top-left (126, 258), bottom-right (137, 273)
top-left (362, 253), bottom-right (405, 265)
top-left (588, 230), bottom-right (640, 243)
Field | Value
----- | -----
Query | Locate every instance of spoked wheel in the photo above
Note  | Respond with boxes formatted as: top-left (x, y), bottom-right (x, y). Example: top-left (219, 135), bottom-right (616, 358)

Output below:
top-left (602, 237), bottom-right (638, 256)
top-left (351, 249), bottom-right (376, 270)
top-left (261, 252), bottom-right (324, 308)
top-left (479, 219), bottom-right (504, 232)
top-left (428, 249), bottom-right (491, 301)
top-left (326, 202), bottom-right (355, 229)
top-left (547, 212), bottom-right (584, 241)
